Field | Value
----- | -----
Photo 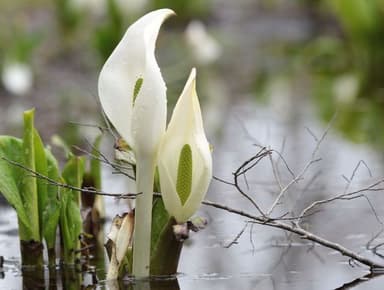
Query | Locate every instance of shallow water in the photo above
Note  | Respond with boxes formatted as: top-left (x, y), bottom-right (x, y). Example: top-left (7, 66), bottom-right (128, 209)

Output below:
top-left (2, 99), bottom-right (384, 290)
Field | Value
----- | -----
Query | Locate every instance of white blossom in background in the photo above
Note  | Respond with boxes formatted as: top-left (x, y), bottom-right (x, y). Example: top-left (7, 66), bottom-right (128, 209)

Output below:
top-left (333, 74), bottom-right (359, 104)
top-left (1, 62), bottom-right (33, 96)
top-left (185, 20), bottom-right (222, 65)
top-left (70, 0), bottom-right (105, 15)
top-left (115, 0), bottom-right (149, 16)
top-left (70, 0), bottom-right (148, 17)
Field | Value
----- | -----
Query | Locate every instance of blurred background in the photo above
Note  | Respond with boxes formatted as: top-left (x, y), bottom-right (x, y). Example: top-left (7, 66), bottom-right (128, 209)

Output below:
top-left (1, 0), bottom-right (384, 147)
top-left (2, 0), bottom-right (384, 289)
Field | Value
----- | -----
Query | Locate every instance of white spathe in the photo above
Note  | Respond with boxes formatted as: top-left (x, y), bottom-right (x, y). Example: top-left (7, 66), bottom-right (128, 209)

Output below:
top-left (98, 8), bottom-right (174, 158)
top-left (158, 68), bottom-right (212, 223)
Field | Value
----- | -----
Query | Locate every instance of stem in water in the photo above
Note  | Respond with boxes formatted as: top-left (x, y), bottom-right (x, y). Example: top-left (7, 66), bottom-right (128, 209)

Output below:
top-left (132, 157), bottom-right (155, 277)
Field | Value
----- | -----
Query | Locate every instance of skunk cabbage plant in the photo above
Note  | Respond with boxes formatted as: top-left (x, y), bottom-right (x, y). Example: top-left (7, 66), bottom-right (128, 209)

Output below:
top-left (98, 8), bottom-right (174, 277)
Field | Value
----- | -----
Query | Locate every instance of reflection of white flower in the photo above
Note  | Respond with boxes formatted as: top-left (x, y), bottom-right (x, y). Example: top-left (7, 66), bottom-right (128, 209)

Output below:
top-left (333, 74), bottom-right (359, 104)
top-left (1, 62), bottom-right (33, 96)
top-left (185, 21), bottom-right (221, 65)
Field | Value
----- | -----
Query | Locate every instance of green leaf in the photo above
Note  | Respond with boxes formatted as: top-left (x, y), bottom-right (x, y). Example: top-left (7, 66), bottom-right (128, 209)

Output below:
top-left (21, 109), bottom-right (40, 241)
top-left (0, 136), bottom-right (31, 234)
top-left (43, 149), bottom-right (61, 249)
top-left (151, 196), bottom-right (170, 255)
top-left (42, 198), bottom-right (61, 249)
top-left (62, 155), bottom-right (85, 203)
top-left (33, 128), bottom-right (48, 239)
top-left (150, 197), bottom-right (181, 275)
top-left (176, 144), bottom-right (193, 205)
top-left (60, 155), bottom-right (85, 263)
top-left (66, 198), bottom-right (83, 251)
top-left (59, 186), bottom-right (82, 263)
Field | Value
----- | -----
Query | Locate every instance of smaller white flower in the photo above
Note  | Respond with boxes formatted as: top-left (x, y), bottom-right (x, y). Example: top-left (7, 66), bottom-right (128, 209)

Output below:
top-left (158, 68), bottom-right (212, 223)
top-left (1, 62), bottom-right (33, 96)
top-left (185, 21), bottom-right (221, 65)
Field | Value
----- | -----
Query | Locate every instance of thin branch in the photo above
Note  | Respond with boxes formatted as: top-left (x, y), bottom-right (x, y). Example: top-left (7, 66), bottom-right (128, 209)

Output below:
top-left (268, 151), bottom-right (283, 192)
top-left (266, 117), bottom-right (335, 215)
top-left (201, 199), bottom-right (384, 269)
top-left (213, 175), bottom-right (235, 186)
top-left (231, 148), bottom-right (271, 216)
top-left (342, 160), bottom-right (373, 195)
top-left (269, 148), bottom-right (296, 180)
top-left (266, 157), bottom-right (321, 215)
top-left (73, 142), bottom-right (135, 180)
top-left (224, 222), bottom-right (250, 248)
top-left (68, 121), bottom-right (109, 133)
top-left (298, 179), bottom-right (384, 222)
top-left (2, 157), bottom-right (139, 199)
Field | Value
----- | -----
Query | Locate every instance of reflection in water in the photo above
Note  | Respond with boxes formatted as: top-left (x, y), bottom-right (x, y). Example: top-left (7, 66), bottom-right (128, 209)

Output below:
top-left (22, 267), bottom-right (45, 290)
top-left (105, 277), bottom-right (180, 290)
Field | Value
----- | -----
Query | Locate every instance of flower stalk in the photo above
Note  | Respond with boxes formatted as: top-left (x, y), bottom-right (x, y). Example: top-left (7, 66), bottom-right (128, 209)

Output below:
top-left (132, 157), bottom-right (156, 276)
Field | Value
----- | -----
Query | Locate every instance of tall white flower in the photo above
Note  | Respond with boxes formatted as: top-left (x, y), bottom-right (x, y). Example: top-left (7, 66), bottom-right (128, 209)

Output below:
top-left (158, 68), bottom-right (212, 223)
top-left (98, 8), bottom-right (174, 157)
top-left (98, 8), bottom-right (174, 278)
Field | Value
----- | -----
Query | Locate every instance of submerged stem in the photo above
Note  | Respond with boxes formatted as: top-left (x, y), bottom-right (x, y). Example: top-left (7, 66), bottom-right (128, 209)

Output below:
top-left (132, 157), bottom-right (155, 277)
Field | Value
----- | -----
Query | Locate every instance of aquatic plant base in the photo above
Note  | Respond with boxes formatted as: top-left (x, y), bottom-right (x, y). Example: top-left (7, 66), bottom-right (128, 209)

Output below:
top-left (150, 218), bottom-right (183, 276)
top-left (20, 240), bottom-right (43, 266)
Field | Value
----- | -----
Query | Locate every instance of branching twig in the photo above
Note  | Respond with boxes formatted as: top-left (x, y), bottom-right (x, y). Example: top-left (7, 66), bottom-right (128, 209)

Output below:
top-left (298, 179), bottom-right (384, 223)
top-left (201, 199), bottom-right (384, 269)
top-left (266, 119), bottom-right (334, 215)
top-left (2, 157), bottom-right (139, 199)
top-left (74, 140), bottom-right (135, 180)
top-left (232, 148), bottom-right (272, 216)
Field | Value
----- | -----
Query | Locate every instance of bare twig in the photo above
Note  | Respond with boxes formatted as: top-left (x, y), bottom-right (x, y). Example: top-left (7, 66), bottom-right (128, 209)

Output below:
top-left (73, 142), bottom-right (135, 180)
top-left (201, 199), bottom-right (384, 269)
top-left (342, 160), bottom-right (373, 195)
top-left (298, 179), bottom-right (384, 223)
top-left (2, 157), bottom-right (139, 199)
top-left (266, 157), bottom-right (321, 215)
top-left (214, 149), bottom-right (271, 217)
top-left (266, 116), bottom-right (336, 215)
top-left (213, 175), bottom-right (235, 186)
top-left (225, 222), bottom-right (250, 248)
